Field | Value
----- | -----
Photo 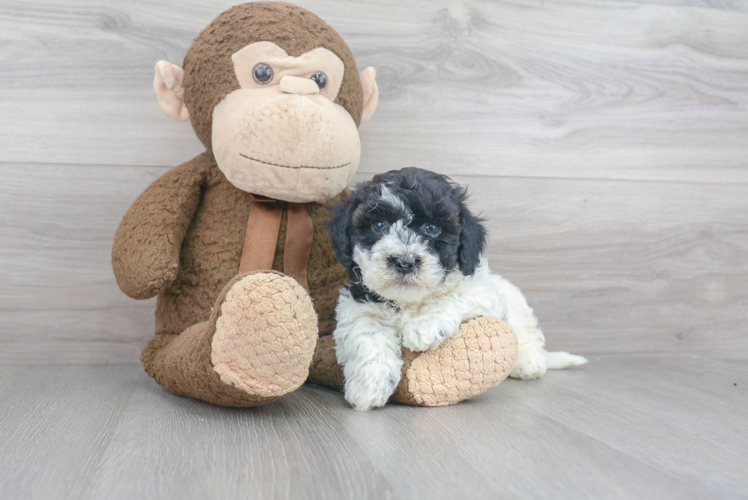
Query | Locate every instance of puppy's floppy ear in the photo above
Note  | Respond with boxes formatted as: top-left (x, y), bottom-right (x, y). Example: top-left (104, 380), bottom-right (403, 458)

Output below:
top-left (457, 192), bottom-right (487, 276)
top-left (328, 193), bottom-right (360, 269)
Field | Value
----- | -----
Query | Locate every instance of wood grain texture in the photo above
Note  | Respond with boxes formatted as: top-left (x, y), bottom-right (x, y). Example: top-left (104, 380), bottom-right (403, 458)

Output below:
top-left (0, 365), bottom-right (142, 499)
top-left (0, 354), bottom-right (746, 499)
top-left (0, 163), bottom-right (162, 363)
top-left (467, 174), bottom-right (748, 354)
top-left (0, 0), bottom-right (746, 362)
top-left (1, 165), bottom-right (747, 362)
top-left (0, 0), bottom-right (747, 183)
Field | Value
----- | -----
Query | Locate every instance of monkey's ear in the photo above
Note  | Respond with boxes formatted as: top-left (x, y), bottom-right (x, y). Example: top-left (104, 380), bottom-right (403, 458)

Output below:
top-left (359, 67), bottom-right (379, 123)
top-left (153, 61), bottom-right (190, 122)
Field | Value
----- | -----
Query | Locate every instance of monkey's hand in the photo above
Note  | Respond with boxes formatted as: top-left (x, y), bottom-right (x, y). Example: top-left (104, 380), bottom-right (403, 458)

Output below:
top-left (402, 311), bottom-right (462, 352)
top-left (112, 157), bottom-right (209, 299)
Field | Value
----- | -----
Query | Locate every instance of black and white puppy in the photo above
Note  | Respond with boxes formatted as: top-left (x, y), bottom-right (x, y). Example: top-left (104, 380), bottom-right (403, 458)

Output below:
top-left (329, 168), bottom-right (586, 411)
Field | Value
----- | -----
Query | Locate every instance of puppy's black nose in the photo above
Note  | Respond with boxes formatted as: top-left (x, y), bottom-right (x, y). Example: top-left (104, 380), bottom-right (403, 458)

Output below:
top-left (390, 256), bottom-right (421, 274)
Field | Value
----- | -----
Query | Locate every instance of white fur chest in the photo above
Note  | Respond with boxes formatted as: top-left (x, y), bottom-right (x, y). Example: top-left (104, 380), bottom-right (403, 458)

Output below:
top-left (336, 260), bottom-right (507, 338)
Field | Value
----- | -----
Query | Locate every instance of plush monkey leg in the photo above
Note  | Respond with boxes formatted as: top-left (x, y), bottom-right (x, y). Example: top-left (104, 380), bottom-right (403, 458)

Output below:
top-left (308, 316), bottom-right (518, 407)
top-left (141, 271), bottom-right (318, 407)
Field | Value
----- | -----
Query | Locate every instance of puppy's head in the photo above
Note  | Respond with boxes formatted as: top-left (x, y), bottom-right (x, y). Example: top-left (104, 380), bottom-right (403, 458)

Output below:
top-left (329, 167), bottom-right (486, 304)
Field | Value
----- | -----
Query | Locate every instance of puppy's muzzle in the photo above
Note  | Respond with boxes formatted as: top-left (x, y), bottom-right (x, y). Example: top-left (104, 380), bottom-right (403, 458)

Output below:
top-left (387, 255), bottom-right (422, 276)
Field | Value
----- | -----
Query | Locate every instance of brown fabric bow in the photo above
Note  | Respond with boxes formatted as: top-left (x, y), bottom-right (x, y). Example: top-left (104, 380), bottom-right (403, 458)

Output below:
top-left (238, 195), bottom-right (314, 292)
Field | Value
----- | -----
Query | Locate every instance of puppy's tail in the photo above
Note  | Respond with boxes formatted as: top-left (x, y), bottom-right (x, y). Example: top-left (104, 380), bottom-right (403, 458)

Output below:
top-left (542, 350), bottom-right (588, 370)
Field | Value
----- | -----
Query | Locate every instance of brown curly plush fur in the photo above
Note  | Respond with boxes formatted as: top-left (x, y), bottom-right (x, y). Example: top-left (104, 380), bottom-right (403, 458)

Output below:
top-left (183, 2), bottom-right (363, 148)
top-left (113, 2), bottom-right (358, 407)
top-left (113, 152), bottom-right (347, 406)
top-left (113, 153), bottom-right (346, 338)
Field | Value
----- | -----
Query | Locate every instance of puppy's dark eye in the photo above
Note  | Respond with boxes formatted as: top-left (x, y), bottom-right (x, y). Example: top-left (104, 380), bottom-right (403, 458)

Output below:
top-left (372, 220), bottom-right (389, 233)
top-left (422, 223), bottom-right (441, 237)
top-left (310, 71), bottom-right (327, 89)
top-left (253, 63), bottom-right (273, 84)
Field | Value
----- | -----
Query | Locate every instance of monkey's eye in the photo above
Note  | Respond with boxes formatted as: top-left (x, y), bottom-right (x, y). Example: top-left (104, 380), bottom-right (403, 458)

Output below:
top-left (252, 63), bottom-right (274, 84)
top-left (310, 71), bottom-right (327, 89)
top-left (372, 220), bottom-right (389, 233)
top-left (422, 223), bottom-right (441, 237)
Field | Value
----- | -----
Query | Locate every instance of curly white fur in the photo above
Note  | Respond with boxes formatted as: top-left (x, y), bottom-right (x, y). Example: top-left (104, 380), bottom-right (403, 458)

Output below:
top-left (334, 259), bottom-right (587, 411)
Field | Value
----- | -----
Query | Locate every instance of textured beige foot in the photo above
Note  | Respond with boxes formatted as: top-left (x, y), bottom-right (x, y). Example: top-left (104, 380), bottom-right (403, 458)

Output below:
top-left (396, 317), bottom-right (518, 407)
top-left (211, 272), bottom-right (318, 398)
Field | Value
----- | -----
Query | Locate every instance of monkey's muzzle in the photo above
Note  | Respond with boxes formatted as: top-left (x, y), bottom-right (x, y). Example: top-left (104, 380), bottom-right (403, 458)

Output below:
top-left (212, 87), bottom-right (361, 202)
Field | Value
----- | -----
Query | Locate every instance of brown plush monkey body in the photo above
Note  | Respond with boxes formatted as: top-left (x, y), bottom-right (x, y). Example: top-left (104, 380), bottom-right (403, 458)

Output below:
top-left (115, 151), bottom-right (346, 406)
top-left (113, 2), bottom-right (517, 409)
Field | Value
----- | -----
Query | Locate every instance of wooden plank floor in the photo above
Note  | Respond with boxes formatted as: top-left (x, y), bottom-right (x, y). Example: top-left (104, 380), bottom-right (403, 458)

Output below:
top-left (1, 352), bottom-right (746, 500)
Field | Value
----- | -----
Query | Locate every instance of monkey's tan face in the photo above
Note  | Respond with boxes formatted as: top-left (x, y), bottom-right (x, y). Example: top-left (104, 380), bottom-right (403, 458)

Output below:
top-left (211, 42), bottom-right (360, 203)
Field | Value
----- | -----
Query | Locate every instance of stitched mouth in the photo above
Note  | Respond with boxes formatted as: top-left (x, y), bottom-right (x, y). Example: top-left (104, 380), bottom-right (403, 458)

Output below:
top-left (240, 153), bottom-right (350, 170)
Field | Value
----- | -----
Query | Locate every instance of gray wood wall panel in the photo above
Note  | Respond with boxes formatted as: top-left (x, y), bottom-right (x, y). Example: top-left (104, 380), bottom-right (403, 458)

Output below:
top-left (0, 164), bottom-right (161, 362)
top-left (1, 164), bottom-right (745, 362)
top-left (0, 0), bottom-right (746, 362)
top-left (1, 0), bottom-right (747, 182)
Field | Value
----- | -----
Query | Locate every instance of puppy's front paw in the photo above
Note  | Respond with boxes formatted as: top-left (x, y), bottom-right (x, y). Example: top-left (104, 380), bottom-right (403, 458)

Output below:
top-left (510, 349), bottom-right (548, 380)
top-left (344, 373), bottom-right (400, 411)
top-left (402, 315), bottom-right (453, 352)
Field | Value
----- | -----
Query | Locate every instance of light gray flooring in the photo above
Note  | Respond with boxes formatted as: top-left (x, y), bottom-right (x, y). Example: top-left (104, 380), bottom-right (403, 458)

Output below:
top-left (1, 352), bottom-right (746, 500)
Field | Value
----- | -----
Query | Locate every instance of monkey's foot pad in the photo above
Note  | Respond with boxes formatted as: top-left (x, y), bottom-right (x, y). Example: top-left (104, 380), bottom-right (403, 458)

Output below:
top-left (211, 273), bottom-right (318, 398)
top-left (395, 317), bottom-right (518, 407)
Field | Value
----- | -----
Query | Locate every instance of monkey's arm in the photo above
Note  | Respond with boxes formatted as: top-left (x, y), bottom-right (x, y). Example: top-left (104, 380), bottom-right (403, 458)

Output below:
top-left (112, 157), bottom-right (209, 299)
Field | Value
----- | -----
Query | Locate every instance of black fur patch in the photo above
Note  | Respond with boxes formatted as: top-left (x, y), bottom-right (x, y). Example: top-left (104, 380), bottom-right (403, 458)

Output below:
top-left (328, 167), bottom-right (487, 302)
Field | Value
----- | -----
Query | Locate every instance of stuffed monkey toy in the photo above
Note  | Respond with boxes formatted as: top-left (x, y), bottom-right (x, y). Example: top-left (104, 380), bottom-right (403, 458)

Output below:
top-left (112, 2), bottom-right (517, 408)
